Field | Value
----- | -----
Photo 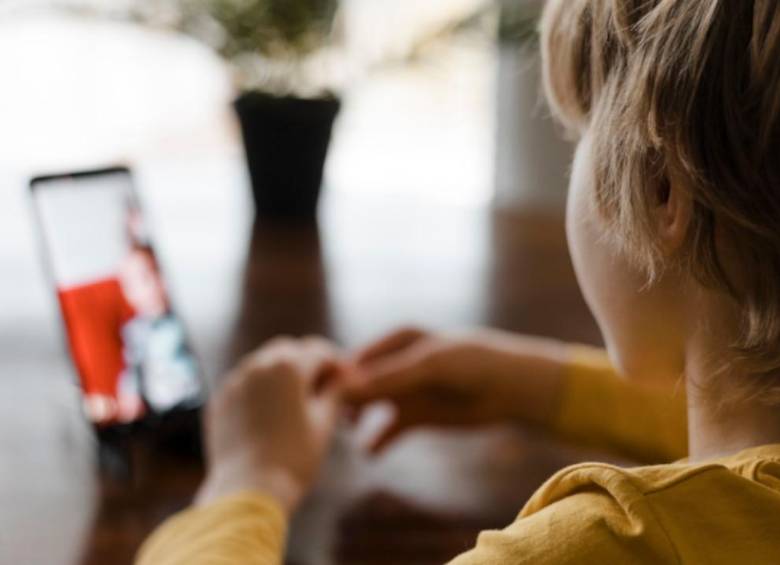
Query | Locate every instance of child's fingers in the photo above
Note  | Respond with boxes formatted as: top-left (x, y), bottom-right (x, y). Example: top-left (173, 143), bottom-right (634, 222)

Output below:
top-left (345, 346), bottom-right (432, 405)
top-left (251, 336), bottom-right (342, 392)
top-left (367, 417), bottom-right (409, 456)
top-left (310, 383), bottom-right (344, 443)
top-left (354, 327), bottom-right (427, 365)
top-left (313, 359), bottom-right (356, 395)
top-left (345, 402), bottom-right (364, 425)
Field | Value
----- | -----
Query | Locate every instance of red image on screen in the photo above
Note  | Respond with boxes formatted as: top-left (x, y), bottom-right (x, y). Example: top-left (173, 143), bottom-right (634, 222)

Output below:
top-left (33, 171), bottom-right (201, 425)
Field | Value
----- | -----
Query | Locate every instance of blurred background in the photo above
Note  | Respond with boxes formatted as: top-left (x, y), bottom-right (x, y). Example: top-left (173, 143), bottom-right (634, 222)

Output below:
top-left (0, 0), bottom-right (572, 365)
top-left (0, 1), bottom-right (593, 564)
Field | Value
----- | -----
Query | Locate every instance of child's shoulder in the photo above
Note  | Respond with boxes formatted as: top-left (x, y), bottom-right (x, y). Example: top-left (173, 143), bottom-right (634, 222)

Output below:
top-left (509, 445), bottom-right (780, 564)
top-left (528, 444), bottom-right (780, 505)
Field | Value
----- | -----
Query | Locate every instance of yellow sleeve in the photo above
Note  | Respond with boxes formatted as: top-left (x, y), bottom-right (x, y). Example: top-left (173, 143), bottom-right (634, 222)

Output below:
top-left (552, 345), bottom-right (687, 463)
top-left (135, 492), bottom-right (287, 565)
top-left (448, 464), bottom-right (678, 565)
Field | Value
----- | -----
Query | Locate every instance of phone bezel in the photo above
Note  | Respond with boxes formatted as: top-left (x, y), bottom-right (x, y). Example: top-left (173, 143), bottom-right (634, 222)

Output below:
top-left (28, 165), bottom-right (206, 435)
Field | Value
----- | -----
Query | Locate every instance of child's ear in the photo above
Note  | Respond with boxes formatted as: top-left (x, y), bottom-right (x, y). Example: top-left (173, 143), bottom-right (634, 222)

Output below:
top-left (655, 176), bottom-right (693, 255)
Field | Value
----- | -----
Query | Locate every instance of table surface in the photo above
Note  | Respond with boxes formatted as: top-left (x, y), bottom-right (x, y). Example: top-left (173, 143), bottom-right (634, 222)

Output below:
top-left (0, 168), bottom-right (602, 565)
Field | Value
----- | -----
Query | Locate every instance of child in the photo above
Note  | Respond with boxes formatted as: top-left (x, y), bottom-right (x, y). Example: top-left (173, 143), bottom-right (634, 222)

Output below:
top-left (137, 0), bottom-right (780, 562)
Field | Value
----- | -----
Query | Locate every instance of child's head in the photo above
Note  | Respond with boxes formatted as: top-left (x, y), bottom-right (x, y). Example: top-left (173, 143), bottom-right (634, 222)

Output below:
top-left (541, 1), bottom-right (780, 397)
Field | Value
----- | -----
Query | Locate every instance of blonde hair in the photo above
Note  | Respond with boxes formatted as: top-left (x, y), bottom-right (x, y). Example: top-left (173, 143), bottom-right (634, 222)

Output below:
top-left (540, 0), bottom-right (780, 397)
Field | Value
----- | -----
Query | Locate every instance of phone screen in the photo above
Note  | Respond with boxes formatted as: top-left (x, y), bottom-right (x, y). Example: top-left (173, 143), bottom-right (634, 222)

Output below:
top-left (31, 168), bottom-right (203, 427)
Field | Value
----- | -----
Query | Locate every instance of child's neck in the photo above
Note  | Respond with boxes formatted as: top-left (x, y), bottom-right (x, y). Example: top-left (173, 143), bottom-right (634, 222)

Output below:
top-left (685, 341), bottom-right (780, 462)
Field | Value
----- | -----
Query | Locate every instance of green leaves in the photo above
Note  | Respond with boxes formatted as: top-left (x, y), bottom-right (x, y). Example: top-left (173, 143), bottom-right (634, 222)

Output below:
top-left (498, 0), bottom-right (541, 47)
top-left (182, 0), bottom-right (338, 59)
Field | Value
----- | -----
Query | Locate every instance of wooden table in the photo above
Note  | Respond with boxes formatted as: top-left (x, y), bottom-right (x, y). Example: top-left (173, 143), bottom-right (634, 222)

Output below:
top-left (0, 181), bottom-right (601, 565)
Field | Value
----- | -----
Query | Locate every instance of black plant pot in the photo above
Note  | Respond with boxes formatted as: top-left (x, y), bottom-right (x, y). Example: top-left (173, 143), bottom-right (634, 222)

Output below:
top-left (234, 92), bottom-right (341, 220)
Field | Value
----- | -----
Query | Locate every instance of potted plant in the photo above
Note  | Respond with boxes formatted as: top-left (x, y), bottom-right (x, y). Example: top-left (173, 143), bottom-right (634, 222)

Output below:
top-left (180, 0), bottom-right (342, 220)
top-left (128, 0), bottom-right (343, 220)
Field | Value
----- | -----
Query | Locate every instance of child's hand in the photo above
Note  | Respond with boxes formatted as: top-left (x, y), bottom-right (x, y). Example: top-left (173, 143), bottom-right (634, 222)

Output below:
top-left (196, 337), bottom-right (346, 515)
top-left (346, 328), bottom-right (568, 454)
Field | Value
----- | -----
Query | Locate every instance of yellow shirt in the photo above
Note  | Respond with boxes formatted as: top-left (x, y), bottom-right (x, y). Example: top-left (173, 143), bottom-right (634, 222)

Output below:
top-left (137, 347), bottom-right (780, 564)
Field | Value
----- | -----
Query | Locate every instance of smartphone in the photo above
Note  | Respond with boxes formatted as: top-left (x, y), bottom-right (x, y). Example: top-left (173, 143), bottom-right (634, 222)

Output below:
top-left (30, 167), bottom-right (204, 430)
